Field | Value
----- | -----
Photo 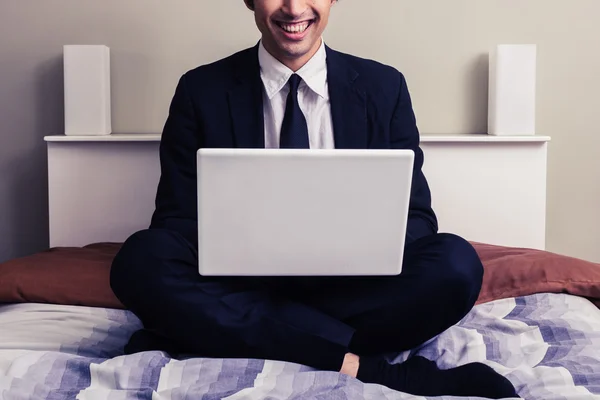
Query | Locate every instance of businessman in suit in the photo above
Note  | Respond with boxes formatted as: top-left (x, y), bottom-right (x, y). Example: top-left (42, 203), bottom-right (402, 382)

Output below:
top-left (110, 0), bottom-right (519, 398)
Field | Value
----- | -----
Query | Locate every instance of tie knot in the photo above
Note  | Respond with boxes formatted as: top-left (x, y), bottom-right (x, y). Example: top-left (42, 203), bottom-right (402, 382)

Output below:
top-left (288, 74), bottom-right (302, 93)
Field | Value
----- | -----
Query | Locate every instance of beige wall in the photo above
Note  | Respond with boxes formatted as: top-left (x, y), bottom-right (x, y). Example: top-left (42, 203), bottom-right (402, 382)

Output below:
top-left (1, 0), bottom-right (599, 262)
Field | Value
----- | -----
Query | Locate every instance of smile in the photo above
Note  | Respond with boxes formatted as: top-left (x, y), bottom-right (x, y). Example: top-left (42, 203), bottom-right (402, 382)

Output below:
top-left (275, 20), bottom-right (314, 35)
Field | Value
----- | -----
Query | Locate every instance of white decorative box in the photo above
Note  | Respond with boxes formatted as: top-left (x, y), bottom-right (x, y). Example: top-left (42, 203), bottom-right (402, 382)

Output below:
top-left (63, 45), bottom-right (111, 136)
top-left (488, 44), bottom-right (537, 136)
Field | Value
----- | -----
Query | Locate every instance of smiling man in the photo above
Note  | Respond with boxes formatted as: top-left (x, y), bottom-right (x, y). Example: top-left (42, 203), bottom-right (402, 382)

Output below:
top-left (110, 1), bottom-right (519, 398)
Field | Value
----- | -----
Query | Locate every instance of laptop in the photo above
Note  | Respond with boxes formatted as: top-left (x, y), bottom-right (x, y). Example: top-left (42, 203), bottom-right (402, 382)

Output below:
top-left (196, 148), bottom-right (414, 276)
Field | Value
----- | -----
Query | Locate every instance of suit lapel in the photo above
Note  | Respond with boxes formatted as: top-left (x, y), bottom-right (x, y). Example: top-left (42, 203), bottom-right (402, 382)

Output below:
top-left (227, 44), bottom-right (265, 148)
top-left (326, 47), bottom-right (368, 149)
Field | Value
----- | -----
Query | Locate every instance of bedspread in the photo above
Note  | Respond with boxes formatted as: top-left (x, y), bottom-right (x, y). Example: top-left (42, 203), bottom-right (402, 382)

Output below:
top-left (1, 293), bottom-right (600, 399)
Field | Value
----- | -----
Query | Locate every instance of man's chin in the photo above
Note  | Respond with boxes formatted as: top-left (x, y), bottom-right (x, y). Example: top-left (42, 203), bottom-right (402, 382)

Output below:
top-left (262, 33), bottom-right (321, 67)
top-left (278, 42), bottom-right (315, 60)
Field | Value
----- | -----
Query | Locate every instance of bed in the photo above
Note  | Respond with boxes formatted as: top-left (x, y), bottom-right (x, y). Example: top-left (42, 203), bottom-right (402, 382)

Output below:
top-left (2, 291), bottom-right (600, 399)
top-left (1, 133), bottom-right (600, 399)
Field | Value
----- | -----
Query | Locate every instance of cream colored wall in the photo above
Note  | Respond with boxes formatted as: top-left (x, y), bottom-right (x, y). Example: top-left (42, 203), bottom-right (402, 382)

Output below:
top-left (1, 0), bottom-right (599, 262)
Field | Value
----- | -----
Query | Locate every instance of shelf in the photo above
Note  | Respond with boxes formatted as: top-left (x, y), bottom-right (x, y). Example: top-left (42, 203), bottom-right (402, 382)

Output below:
top-left (44, 133), bottom-right (551, 143)
top-left (420, 133), bottom-right (551, 143)
top-left (44, 133), bottom-right (162, 142)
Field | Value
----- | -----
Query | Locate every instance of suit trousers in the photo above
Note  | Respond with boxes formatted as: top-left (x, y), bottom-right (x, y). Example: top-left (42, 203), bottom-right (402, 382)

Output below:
top-left (110, 229), bottom-right (483, 371)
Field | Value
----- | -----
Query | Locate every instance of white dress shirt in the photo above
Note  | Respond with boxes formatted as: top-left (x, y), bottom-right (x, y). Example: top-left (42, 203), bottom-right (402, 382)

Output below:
top-left (258, 39), bottom-right (335, 149)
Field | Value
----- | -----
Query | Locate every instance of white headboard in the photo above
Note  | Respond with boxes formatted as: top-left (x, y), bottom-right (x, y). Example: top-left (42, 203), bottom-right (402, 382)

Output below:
top-left (45, 133), bottom-right (550, 250)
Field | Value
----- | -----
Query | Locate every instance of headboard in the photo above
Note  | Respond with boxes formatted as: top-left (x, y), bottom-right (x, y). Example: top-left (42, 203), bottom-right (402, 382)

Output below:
top-left (45, 133), bottom-right (550, 250)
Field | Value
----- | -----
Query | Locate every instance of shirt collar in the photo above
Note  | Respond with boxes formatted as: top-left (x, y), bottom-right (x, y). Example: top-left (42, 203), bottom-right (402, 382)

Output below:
top-left (258, 39), bottom-right (328, 100)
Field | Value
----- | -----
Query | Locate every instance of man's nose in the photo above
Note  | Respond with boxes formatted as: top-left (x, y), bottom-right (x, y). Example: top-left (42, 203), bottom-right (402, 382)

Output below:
top-left (281, 0), bottom-right (309, 19)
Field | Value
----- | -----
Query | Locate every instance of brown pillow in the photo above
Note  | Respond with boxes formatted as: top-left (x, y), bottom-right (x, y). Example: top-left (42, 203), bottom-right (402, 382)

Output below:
top-left (0, 243), bottom-right (124, 309)
top-left (472, 242), bottom-right (600, 307)
top-left (1, 241), bottom-right (599, 310)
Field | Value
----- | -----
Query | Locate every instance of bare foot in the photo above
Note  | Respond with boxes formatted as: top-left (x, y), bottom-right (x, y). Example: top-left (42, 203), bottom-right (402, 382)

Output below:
top-left (339, 353), bottom-right (360, 378)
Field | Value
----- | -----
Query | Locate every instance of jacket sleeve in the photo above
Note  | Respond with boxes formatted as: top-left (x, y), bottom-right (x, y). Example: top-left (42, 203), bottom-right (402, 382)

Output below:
top-left (389, 72), bottom-right (438, 243)
top-left (149, 73), bottom-right (201, 247)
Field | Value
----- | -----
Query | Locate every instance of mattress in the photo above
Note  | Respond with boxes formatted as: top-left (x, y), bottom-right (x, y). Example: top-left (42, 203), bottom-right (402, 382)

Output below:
top-left (1, 292), bottom-right (600, 399)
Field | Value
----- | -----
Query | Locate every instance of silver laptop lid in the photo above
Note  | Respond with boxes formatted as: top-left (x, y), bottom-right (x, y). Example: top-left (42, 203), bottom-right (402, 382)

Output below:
top-left (197, 148), bottom-right (414, 276)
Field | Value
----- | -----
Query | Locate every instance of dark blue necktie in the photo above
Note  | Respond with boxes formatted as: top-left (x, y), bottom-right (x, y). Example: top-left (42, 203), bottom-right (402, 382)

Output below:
top-left (279, 74), bottom-right (309, 149)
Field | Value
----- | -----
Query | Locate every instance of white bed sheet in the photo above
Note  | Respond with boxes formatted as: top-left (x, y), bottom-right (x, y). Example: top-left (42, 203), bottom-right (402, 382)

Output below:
top-left (1, 293), bottom-right (600, 399)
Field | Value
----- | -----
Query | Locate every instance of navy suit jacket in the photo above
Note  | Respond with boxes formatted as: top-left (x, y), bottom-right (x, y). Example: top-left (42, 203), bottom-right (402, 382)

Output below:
top-left (150, 44), bottom-right (438, 248)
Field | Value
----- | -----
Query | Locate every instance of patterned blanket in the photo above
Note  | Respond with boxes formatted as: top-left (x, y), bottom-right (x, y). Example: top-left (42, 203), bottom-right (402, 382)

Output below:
top-left (1, 293), bottom-right (599, 399)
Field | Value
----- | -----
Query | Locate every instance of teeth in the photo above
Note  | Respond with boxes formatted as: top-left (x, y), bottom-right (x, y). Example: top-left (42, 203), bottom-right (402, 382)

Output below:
top-left (280, 21), bottom-right (310, 34)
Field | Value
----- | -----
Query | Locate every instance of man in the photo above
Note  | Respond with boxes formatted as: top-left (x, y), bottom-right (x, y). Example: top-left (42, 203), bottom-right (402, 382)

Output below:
top-left (110, 0), bottom-right (519, 398)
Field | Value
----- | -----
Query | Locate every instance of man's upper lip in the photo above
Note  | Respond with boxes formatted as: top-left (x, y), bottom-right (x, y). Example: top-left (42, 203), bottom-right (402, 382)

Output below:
top-left (274, 19), bottom-right (314, 24)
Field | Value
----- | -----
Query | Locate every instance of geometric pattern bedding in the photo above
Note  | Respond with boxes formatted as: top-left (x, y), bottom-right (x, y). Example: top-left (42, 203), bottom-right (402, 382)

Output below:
top-left (1, 293), bottom-right (600, 399)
